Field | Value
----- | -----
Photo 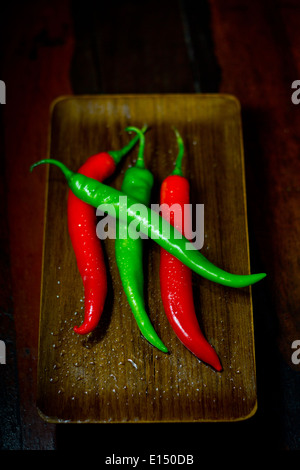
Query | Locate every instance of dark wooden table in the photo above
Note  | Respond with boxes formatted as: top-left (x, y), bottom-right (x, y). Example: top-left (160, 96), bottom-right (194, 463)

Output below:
top-left (1, 0), bottom-right (299, 452)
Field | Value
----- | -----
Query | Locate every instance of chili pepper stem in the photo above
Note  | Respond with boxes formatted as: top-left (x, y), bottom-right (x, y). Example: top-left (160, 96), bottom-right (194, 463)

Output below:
top-left (171, 127), bottom-right (185, 176)
top-left (109, 125), bottom-right (148, 164)
top-left (30, 159), bottom-right (73, 181)
top-left (125, 126), bottom-right (146, 169)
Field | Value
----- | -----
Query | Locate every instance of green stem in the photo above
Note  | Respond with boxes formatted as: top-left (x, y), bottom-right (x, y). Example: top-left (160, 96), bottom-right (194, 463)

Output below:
top-left (125, 126), bottom-right (146, 169)
top-left (109, 125), bottom-right (148, 164)
top-left (171, 127), bottom-right (185, 176)
top-left (30, 158), bottom-right (73, 181)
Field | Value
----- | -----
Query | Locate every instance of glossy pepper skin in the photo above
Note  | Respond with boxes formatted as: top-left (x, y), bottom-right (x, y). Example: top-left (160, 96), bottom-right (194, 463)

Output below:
top-left (68, 129), bottom-right (146, 335)
top-left (115, 127), bottom-right (168, 353)
top-left (160, 129), bottom-right (222, 371)
top-left (30, 159), bottom-right (266, 288)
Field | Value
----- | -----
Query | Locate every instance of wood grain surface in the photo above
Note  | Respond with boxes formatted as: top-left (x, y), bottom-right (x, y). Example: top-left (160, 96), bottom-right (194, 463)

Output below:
top-left (36, 94), bottom-right (259, 423)
top-left (1, 0), bottom-right (299, 451)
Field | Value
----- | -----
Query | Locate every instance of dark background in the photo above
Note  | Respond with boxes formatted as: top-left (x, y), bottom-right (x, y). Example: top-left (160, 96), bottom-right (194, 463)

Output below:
top-left (0, 0), bottom-right (300, 453)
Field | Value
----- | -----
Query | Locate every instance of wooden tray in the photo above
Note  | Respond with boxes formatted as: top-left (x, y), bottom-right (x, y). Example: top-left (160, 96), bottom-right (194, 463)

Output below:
top-left (37, 94), bottom-right (257, 423)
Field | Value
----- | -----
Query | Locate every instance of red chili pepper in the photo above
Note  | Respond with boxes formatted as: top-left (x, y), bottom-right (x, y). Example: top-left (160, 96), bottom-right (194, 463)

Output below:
top-left (69, 129), bottom-right (146, 335)
top-left (159, 129), bottom-right (222, 371)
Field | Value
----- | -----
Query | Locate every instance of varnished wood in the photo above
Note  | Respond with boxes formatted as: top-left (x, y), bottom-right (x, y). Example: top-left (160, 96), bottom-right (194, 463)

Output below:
top-left (209, 0), bottom-right (300, 448)
top-left (1, 0), bottom-right (74, 448)
top-left (37, 94), bottom-right (258, 423)
top-left (1, 0), bottom-right (299, 450)
top-left (210, 0), bottom-right (300, 366)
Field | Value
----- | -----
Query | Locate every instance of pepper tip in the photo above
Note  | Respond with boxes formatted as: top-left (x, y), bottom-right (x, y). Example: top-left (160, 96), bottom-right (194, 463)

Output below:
top-left (248, 272), bottom-right (267, 286)
top-left (205, 355), bottom-right (223, 372)
top-left (73, 325), bottom-right (90, 335)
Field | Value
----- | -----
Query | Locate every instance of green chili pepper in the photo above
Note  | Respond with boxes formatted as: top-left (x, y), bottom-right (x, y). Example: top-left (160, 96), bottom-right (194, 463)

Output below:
top-left (115, 126), bottom-right (168, 353)
top-left (30, 159), bottom-right (266, 288)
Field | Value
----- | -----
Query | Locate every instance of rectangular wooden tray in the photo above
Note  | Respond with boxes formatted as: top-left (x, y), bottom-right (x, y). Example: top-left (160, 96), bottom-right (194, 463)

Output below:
top-left (37, 94), bottom-right (257, 423)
